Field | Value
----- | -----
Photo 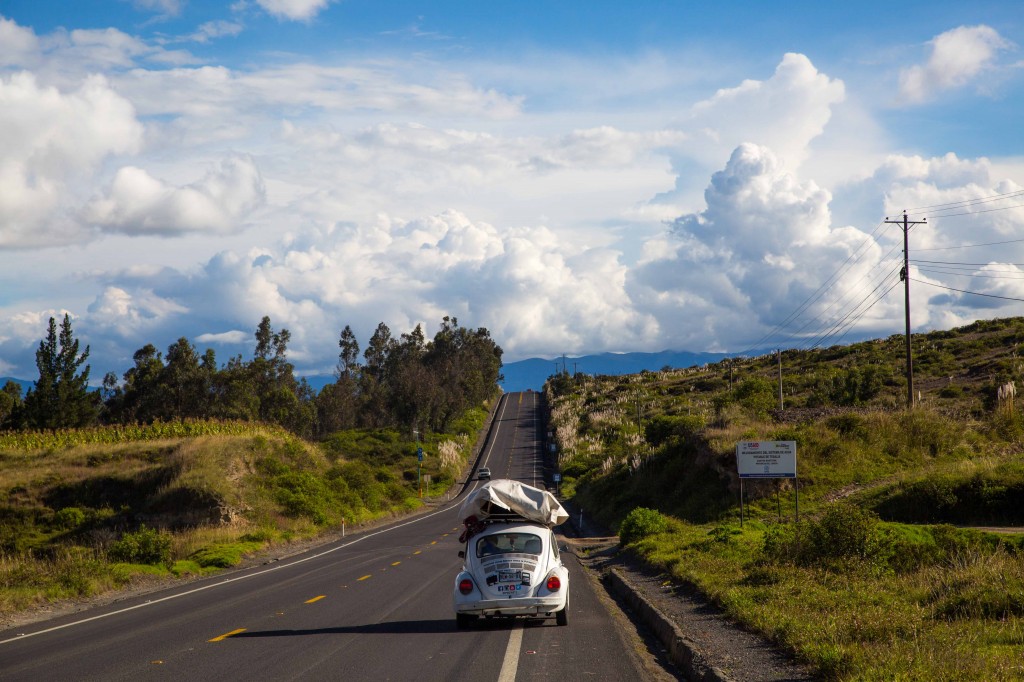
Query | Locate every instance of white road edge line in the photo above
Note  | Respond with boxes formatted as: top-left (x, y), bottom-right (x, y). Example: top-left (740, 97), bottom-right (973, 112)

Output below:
top-left (1, 394), bottom-right (515, 647)
top-left (497, 621), bottom-right (524, 682)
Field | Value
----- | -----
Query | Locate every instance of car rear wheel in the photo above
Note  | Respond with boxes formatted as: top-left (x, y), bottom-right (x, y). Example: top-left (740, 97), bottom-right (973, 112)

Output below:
top-left (456, 613), bottom-right (477, 629)
top-left (556, 603), bottom-right (568, 626)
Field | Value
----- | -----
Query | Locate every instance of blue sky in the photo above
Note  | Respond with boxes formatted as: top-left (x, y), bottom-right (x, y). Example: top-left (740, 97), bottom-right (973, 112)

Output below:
top-left (0, 0), bottom-right (1022, 383)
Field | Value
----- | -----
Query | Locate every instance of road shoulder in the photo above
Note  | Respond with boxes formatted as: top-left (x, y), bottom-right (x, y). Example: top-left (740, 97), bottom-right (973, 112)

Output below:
top-left (560, 503), bottom-right (818, 682)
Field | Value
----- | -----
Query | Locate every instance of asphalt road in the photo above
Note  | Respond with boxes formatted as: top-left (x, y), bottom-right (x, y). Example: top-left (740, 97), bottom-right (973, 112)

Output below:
top-left (0, 392), bottom-right (650, 681)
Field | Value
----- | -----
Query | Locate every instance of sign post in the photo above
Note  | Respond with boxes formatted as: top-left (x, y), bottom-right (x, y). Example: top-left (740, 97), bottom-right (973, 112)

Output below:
top-left (736, 441), bottom-right (798, 527)
top-left (417, 446), bottom-right (424, 498)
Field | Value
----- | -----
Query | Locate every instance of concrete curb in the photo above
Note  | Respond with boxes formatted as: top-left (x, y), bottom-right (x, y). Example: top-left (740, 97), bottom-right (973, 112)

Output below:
top-left (604, 568), bottom-right (732, 682)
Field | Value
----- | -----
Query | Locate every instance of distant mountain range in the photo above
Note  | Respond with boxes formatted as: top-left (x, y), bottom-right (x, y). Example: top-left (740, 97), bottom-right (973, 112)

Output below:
top-left (214, 350), bottom-right (749, 393)
top-left (4, 349), bottom-right (746, 400)
top-left (498, 350), bottom-right (741, 392)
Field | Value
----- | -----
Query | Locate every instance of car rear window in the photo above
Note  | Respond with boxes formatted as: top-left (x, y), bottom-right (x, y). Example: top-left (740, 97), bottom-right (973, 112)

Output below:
top-left (476, 532), bottom-right (543, 557)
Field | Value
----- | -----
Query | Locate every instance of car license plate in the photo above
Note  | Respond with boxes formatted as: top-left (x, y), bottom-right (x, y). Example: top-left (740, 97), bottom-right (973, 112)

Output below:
top-left (498, 569), bottom-right (521, 583)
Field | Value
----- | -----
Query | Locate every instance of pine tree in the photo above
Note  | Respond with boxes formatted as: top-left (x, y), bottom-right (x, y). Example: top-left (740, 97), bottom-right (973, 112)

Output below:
top-left (23, 314), bottom-right (98, 429)
top-left (338, 325), bottom-right (360, 378)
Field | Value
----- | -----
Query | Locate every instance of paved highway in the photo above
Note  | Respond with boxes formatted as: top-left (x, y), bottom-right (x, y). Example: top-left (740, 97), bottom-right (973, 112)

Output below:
top-left (1, 392), bottom-right (652, 681)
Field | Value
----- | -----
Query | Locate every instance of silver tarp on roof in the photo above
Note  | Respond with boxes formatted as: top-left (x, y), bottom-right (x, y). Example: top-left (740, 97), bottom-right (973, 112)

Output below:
top-left (459, 479), bottom-right (569, 528)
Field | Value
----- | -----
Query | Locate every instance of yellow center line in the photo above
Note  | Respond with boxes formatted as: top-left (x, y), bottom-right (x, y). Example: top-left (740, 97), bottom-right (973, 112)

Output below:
top-left (391, 561), bottom-right (401, 566)
top-left (357, 574), bottom-right (372, 581)
top-left (305, 595), bottom-right (326, 604)
top-left (413, 550), bottom-right (421, 555)
top-left (208, 628), bottom-right (247, 642)
top-left (430, 540), bottom-right (437, 545)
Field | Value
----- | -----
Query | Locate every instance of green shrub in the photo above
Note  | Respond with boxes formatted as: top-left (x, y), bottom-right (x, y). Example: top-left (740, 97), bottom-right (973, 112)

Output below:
top-left (761, 502), bottom-right (882, 568)
top-left (938, 384), bottom-right (963, 399)
top-left (806, 502), bottom-right (879, 561)
top-left (108, 525), bottom-right (172, 565)
top-left (734, 377), bottom-right (777, 417)
top-left (274, 471), bottom-right (331, 524)
top-left (189, 542), bottom-right (260, 568)
top-left (644, 414), bottom-right (706, 445)
top-left (53, 507), bottom-right (87, 531)
top-left (619, 507), bottom-right (669, 545)
top-left (825, 413), bottom-right (868, 438)
top-left (760, 521), bottom-right (799, 562)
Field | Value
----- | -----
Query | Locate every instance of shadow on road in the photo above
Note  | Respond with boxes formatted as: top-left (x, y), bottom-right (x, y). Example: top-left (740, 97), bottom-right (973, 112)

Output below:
top-left (233, 619), bottom-right (455, 637)
top-left (232, 616), bottom-right (552, 638)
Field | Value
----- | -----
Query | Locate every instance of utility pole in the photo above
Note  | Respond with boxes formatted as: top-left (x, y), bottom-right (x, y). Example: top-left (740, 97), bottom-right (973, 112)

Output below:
top-left (886, 211), bottom-right (926, 410)
top-left (414, 428), bottom-right (423, 498)
top-left (777, 349), bottom-right (783, 411)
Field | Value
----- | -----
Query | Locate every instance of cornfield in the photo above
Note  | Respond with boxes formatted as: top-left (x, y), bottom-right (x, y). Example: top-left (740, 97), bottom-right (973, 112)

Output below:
top-left (0, 419), bottom-right (291, 452)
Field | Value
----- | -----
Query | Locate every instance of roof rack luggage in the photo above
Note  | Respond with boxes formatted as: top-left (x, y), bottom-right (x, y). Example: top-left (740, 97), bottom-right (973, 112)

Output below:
top-left (458, 479), bottom-right (569, 541)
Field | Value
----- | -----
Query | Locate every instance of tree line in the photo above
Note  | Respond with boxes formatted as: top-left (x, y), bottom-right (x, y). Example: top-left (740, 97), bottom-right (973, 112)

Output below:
top-left (0, 314), bottom-right (503, 439)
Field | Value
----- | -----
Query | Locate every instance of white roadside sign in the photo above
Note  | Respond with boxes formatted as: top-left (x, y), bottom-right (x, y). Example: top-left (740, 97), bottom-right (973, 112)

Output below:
top-left (736, 441), bottom-right (797, 479)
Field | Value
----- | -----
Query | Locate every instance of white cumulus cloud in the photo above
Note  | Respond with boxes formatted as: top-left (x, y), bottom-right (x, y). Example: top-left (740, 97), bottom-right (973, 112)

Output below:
top-left (633, 143), bottom-right (890, 349)
top-left (0, 16), bottom-right (39, 67)
top-left (687, 53), bottom-right (845, 171)
top-left (899, 25), bottom-right (1012, 104)
top-left (256, 0), bottom-right (333, 21)
top-left (0, 72), bottom-right (142, 248)
top-left (87, 286), bottom-right (190, 337)
top-left (84, 155), bottom-right (266, 236)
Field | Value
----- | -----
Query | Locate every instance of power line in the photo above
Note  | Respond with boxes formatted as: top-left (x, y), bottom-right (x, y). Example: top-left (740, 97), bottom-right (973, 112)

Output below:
top-left (914, 237), bottom-right (1024, 252)
top-left (737, 220), bottom-right (888, 354)
top-left (927, 202), bottom-right (1024, 219)
top-left (806, 267), bottom-right (902, 350)
top-left (904, 188), bottom-right (1024, 212)
top-left (793, 261), bottom-right (901, 348)
top-left (909, 277), bottom-right (1024, 303)
top-left (917, 267), bottom-right (1024, 280)
top-left (827, 278), bottom-right (903, 347)
top-left (912, 259), bottom-right (1024, 267)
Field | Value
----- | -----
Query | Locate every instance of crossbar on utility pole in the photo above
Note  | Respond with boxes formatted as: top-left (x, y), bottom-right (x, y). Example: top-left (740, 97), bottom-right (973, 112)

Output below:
top-left (886, 211), bottom-right (926, 410)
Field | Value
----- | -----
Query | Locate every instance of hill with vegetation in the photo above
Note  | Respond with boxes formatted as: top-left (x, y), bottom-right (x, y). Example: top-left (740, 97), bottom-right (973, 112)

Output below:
top-left (0, 405), bottom-right (492, 622)
top-left (547, 316), bottom-right (1024, 680)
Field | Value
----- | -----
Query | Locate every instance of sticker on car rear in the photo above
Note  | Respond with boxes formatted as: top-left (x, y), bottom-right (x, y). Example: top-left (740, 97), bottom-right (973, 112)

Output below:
top-left (498, 569), bottom-right (521, 583)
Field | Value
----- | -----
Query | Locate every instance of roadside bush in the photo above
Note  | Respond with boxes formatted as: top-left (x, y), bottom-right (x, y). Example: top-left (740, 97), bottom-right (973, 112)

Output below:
top-left (108, 525), bottom-right (172, 566)
top-left (619, 507), bottom-right (669, 545)
top-left (644, 414), bottom-right (706, 446)
top-left (762, 502), bottom-right (882, 568)
top-left (872, 471), bottom-right (1024, 525)
top-left (52, 507), bottom-right (87, 531)
top-left (811, 366), bottom-right (885, 406)
top-left (274, 471), bottom-right (331, 525)
top-left (734, 377), bottom-right (777, 417)
top-left (806, 502), bottom-right (879, 561)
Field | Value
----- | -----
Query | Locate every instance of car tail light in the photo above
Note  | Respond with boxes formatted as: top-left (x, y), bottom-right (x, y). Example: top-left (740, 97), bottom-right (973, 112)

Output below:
top-left (546, 575), bottom-right (561, 592)
top-left (459, 578), bottom-right (475, 595)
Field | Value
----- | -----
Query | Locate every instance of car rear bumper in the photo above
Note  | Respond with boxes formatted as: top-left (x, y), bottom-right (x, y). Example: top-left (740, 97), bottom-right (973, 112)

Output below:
top-left (454, 595), bottom-right (566, 616)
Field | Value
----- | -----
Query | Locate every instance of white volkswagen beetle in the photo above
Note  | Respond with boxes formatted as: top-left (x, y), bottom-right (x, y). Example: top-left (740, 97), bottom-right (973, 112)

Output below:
top-left (453, 480), bottom-right (569, 628)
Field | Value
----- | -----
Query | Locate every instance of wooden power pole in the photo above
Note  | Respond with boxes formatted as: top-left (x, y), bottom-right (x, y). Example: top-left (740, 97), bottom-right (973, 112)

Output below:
top-left (886, 211), bottom-right (926, 409)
